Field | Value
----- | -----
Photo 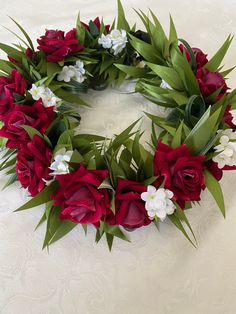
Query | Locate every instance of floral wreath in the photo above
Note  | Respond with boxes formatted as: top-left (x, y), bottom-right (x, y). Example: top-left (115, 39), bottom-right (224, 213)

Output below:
top-left (0, 1), bottom-right (236, 250)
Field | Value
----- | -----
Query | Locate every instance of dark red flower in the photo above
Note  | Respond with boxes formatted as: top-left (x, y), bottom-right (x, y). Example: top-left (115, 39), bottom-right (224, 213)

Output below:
top-left (16, 135), bottom-right (52, 196)
top-left (206, 160), bottom-right (223, 181)
top-left (52, 164), bottom-right (110, 225)
top-left (106, 179), bottom-right (151, 229)
top-left (0, 99), bottom-right (54, 149)
top-left (81, 17), bottom-right (110, 33)
top-left (26, 48), bottom-right (34, 59)
top-left (37, 28), bottom-right (84, 62)
top-left (0, 69), bottom-right (27, 101)
top-left (223, 104), bottom-right (236, 129)
top-left (153, 141), bottom-right (206, 208)
top-left (179, 44), bottom-right (208, 68)
top-left (0, 95), bottom-right (15, 121)
top-left (196, 68), bottom-right (228, 97)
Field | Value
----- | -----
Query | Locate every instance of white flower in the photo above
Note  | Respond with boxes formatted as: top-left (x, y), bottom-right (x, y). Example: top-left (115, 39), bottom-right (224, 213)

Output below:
top-left (110, 29), bottom-right (128, 55)
top-left (42, 87), bottom-right (60, 107)
top-left (57, 60), bottom-right (86, 83)
top-left (213, 130), bottom-right (236, 168)
top-left (29, 84), bottom-right (45, 100)
top-left (98, 29), bottom-right (128, 56)
top-left (160, 80), bottom-right (172, 89)
top-left (57, 66), bottom-right (75, 82)
top-left (49, 148), bottom-right (73, 176)
top-left (98, 33), bottom-right (112, 49)
top-left (141, 186), bottom-right (176, 221)
top-left (29, 84), bottom-right (60, 108)
top-left (73, 60), bottom-right (86, 83)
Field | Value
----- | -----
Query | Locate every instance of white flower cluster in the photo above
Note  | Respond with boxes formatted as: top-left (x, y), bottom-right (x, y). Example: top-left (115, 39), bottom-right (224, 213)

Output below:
top-left (141, 185), bottom-right (176, 221)
top-left (29, 84), bottom-right (60, 108)
top-left (213, 129), bottom-right (236, 168)
top-left (49, 148), bottom-right (73, 176)
top-left (57, 60), bottom-right (86, 83)
top-left (98, 29), bottom-right (128, 56)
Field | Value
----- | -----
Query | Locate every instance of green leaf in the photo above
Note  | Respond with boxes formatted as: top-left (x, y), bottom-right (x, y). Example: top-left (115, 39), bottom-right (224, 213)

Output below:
top-left (47, 62), bottom-right (61, 77)
top-left (21, 125), bottom-right (43, 140)
top-left (169, 213), bottom-right (197, 247)
top-left (115, 64), bottom-right (148, 78)
top-left (169, 14), bottom-right (178, 43)
top-left (205, 35), bottom-right (233, 71)
top-left (14, 181), bottom-right (58, 212)
top-left (2, 173), bottom-right (18, 190)
top-left (204, 170), bottom-right (225, 217)
top-left (9, 17), bottom-right (34, 51)
top-left (184, 106), bottom-right (222, 155)
top-left (117, 0), bottom-right (130, 31)
top-left (129, 34), bottom-right (161, 63)
top-left (102, 222), bottom-right (130, 242)
top-left (145, 62), bottom-right (184, 90)
top-left (106, 233), bottom-right (114, 251)
top-left (171, 121), bottom-right (183, 148)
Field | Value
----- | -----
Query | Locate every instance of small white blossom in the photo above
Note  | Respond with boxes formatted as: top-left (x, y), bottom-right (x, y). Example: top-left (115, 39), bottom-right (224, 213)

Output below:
top-left (57, 66), bottom-right (75, 82)
top-left (213, 130), bottom-right (236, 168)
top-left (29, 84), bottom-right (60, 108)
top-left (110, 29), bottom-right (128, 55)
top-left (49, 148), bottom-right (73, 176)
top-left (160, 80), bottom-right (172, 89)
top-left (98, 29), bottom-right (127, 56)
top-left (57, 60), bottom-right (86, 83)
top-left (29, 84), bottom-right (45, 100)
top-left (73, 60), bottom-right (86, 83)
top-left (98, 33), bottom-right (112, 49)
top-left (141, 185), bottom-right (176, 221)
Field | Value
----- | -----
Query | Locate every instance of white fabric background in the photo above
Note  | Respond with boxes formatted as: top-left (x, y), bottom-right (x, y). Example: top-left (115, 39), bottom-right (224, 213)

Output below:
top-left (0, 0), bottom-right (236, 313)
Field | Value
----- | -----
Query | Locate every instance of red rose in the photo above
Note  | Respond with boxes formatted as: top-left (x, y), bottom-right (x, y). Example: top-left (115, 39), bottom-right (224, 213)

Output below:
top-left (0, 99), bottom-right (54, 149)
top-left (16, 135), bottom-right (52, 196)
top-left (37, 28), bottom-right (84, 62)
top-left (0, 95), bottom-right (15, 121)
top-left (107, 179), bottom-right (151, 229)
top-left (52, 164), bottom-right (110, 225)
top-left (0, 69), bottom-right (27, 101)
top-left (81, 17), bottom-right (110, 33)
top-left (153, 141), bottom-right (205, 208)
top-left (196, 68), bottom-right (228, 97)
top-left (179, 44), bottom-right (208, 68)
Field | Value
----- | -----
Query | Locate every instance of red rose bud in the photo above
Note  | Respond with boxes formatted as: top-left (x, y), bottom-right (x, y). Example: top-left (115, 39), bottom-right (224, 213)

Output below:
top-left (81, 17), bottom-right (110, 33)
top-left (192, 48), bottom-right (208, 68)
top-left (196, 68), bottom-right (228, 97)
top-left (179, 44), bottom-right (191, 62)
top-left (0, 99), bottom-right (54, 149)
top-left (37, 28), bottom-right (84, 62)
top-left (106, 179), bottom-right (151, 229)
top-left (25, 48), bottom-right (34, 59)
top-left (52, 164), bottom-right (110, 225)
top-left (179, 44), bottom-right (208, 69)
top-left (0, 69), bottom-right (28, 100)
top-left (7, 56), bottom-right (20, 65)
top-left (153, 141), bottom-right (206, 208)
top-left (16, 135), bottom-right (52, 196)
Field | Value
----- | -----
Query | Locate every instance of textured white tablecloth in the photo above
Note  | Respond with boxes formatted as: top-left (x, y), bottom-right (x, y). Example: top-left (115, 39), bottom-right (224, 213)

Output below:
top-left (1, 0), bottom-right (236, 313)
